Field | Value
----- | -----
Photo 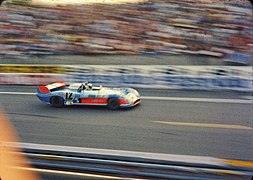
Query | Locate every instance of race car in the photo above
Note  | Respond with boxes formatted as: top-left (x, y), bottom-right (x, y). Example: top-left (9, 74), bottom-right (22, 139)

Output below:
top-left (36, 81), bottom-right (141, 109)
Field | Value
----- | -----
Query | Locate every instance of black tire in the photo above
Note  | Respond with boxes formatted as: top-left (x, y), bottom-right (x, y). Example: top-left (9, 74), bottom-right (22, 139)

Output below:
top-left (50, 96), bottom-right (64, 108)
top-left (107, 98), bottom-right (120, 110)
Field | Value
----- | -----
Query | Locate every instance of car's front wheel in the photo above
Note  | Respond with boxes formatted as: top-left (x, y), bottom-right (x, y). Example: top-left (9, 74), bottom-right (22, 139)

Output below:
top-left (107, 98), bottom-right (120, 110)
top-left (50, 96), bottom-right (64, 108)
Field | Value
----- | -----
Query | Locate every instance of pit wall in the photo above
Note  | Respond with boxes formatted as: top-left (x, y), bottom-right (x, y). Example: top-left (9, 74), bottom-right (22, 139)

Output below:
top-left (0, 65), bottom-right (252, 91)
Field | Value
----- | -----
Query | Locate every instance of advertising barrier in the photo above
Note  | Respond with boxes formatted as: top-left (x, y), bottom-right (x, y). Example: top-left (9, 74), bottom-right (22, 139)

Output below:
top-left (0, 65), bottom-right (252, 91)
top-left (0, 73), bottom-right (65, 85)
top-left (65, 74), bottom-right (251, 91)
top-left (224, 52), bottom-right (252, 64)
top-left (64, 65), bottom-right (252, 91)
top-left (0, 65), bottom-right (64, 74)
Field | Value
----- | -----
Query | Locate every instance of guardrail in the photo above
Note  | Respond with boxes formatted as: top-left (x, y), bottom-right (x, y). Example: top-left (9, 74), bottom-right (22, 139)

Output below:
top-left (9, 143), bottom-right (253, 180)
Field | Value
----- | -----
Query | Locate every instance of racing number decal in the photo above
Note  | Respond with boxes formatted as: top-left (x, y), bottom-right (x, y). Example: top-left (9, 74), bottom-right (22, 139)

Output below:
top-left (65, 92), bottom-right (74, 100)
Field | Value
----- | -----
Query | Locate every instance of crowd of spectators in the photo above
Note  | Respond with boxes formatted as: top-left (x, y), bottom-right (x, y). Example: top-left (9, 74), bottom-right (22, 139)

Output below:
top-left (0, 0), bottom-right (252, 60)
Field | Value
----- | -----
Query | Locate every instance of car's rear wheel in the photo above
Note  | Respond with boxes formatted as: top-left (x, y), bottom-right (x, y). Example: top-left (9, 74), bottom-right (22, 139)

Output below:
top-left (107, 98), bottom-right (120, 110)
top-left (50, 96), bottom-right (64, 108)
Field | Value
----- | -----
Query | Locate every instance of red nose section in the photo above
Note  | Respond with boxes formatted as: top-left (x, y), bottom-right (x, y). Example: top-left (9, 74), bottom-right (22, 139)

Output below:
top-left (38, 86), bottom-right (50, 94)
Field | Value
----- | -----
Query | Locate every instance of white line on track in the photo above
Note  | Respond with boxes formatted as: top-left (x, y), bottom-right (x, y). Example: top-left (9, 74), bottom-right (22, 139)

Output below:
top-left (0, 92), bottom-right (36, 95)
top-left (142, 96), bottom-right (251, 104)
top-left (0, 92), bottom-right (251, 104)
top-left (153, 121), bottom-right (252, 130)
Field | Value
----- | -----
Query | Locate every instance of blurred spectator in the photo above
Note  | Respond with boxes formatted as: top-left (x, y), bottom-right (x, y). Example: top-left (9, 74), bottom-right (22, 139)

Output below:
top-left (0, 0), bottom-right (252, 62)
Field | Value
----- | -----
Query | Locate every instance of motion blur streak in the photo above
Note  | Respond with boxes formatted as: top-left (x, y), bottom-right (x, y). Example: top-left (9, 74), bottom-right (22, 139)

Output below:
top-left (224, 160), bottom-right (253, 168)
top-left (31, 0), bottom-right (147, 6)
top-left (0, 110), bottom-right (39, 180)
top-left (16, 167), bottom-right (139, 180)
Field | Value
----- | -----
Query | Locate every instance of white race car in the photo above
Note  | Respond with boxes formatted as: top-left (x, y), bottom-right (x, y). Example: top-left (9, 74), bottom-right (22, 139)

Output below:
top-left (36, 81), bottom-right (141, 109)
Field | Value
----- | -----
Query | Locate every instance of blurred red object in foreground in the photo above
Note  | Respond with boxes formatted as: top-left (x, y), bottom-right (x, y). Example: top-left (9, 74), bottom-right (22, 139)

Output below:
top-left (0, 110), bottom-right (39, 180)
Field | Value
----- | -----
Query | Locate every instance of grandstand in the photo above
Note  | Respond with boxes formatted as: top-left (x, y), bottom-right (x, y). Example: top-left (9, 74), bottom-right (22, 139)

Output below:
top-left (0, 0), bottom-right (252, 64)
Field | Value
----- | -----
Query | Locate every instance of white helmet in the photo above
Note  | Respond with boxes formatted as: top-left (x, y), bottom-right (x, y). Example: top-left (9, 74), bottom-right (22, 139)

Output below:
top-left (87, 83), bottom-right (92, 89)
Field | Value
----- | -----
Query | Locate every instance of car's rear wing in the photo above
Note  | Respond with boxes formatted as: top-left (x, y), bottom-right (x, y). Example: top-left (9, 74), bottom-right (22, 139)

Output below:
top-left (37, 81), bottom-right (66, 94)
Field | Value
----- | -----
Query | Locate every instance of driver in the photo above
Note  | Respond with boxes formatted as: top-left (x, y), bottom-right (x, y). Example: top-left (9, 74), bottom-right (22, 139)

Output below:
top-left (84, 82), bottom-right (92, 90)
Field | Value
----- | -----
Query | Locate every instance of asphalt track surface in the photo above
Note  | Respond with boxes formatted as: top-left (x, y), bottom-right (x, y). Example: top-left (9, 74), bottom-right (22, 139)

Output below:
top-left (0, 86), bottom-right (252, 162)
